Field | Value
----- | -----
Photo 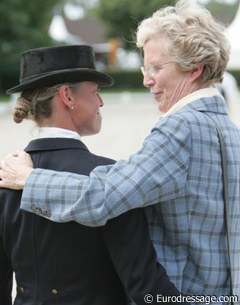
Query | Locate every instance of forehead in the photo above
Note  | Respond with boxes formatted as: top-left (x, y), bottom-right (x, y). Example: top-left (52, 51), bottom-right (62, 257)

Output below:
top-left (80, 81), bottom-right (98, 89)
top-left (143, 35), bottom-right (171, 63)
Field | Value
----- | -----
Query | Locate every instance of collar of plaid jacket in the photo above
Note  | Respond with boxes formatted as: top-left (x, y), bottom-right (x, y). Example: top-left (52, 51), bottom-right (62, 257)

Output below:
top-left (162, 87), bottom-right (221, 118)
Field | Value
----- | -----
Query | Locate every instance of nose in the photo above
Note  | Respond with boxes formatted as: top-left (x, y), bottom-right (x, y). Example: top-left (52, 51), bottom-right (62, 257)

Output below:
top-left (143, 75), bottom-right (155, 88)
top-left (97, 93), bottom-right (104, 107)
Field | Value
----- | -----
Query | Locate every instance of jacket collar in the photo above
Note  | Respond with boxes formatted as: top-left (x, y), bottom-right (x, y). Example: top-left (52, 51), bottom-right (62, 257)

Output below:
top-left (25, 138), bottom-right (89, 153)
top-left (162, 87), bottom-right (228, 117)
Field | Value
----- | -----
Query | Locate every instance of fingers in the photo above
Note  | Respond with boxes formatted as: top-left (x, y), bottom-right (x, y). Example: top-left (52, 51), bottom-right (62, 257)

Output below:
top-left (2, 151), bottom-right (33, 167)
top-left (2, 153), bottom-right (18, 164)
top-left (4, 150), bottom-right (26, 159)
top-left (2, 155), bottom-right (15, 169)
top-left (14, 150), bottom-right (27, 157)
top-left (0, 171), bottom-right (5, 188)
top-left (0, 168), bottom-right (12, 189)
top-left (0, 150), bottom-right (33, 190)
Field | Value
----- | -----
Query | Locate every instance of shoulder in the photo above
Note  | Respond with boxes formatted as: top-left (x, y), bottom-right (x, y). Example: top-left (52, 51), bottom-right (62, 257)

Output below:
top-left (88, 153), bottom-right (116, 166)
top-left (154, 102), bottom-right (215, 135)
top-left (27, 138), bottom-right (116, 174)
top-left (148, 104), bottom-right (215, 153)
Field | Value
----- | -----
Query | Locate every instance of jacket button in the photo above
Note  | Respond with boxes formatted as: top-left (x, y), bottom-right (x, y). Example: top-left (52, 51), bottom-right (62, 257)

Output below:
top-left (51, 289), bottom-right (58, 295)
top-left (18, 286), bottom-right (25, 293)
top-left (43, 210), bottom-right (52, 217)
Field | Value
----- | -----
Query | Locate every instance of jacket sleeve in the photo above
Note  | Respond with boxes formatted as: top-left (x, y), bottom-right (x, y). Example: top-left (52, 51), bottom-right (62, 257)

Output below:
top-left (20, 117), bottom-right (191, 227)
top-left (0, 235), bottom-right (13, 305)
top-left (102, 208), bottom-right (188, 305)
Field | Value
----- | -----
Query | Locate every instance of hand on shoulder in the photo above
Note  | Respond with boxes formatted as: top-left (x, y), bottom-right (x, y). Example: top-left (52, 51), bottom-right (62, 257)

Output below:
top-left (0, 151), bottom-right (33, 190)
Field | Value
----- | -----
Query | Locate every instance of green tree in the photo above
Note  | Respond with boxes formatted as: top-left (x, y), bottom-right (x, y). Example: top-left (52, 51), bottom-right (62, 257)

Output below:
top-left (94, 0), bottom-right (175, 49)
top-left (0, 0), bottom-right (63, 92)
top-left (204, 0), bottom-right (239, 26)
top-left (94, 0), bottom-right (239, 49)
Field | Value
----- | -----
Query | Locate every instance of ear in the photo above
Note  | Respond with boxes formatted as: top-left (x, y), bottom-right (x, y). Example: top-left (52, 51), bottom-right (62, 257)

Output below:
top-left (58, 85), bottom-right (74, 109)
top-left (190, 63), bottom-right (204, 83)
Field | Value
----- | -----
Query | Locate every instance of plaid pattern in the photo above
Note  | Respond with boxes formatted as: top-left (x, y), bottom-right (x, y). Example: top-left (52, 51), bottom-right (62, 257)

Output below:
top-left (22, 95), bottom-right (240, 302)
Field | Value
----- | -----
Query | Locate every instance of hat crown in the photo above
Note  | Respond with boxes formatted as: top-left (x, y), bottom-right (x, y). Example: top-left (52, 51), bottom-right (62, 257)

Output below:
top-left (6, 45), bottom-right (113, 93)
top-left (20, 45), bottom-right (96, 81)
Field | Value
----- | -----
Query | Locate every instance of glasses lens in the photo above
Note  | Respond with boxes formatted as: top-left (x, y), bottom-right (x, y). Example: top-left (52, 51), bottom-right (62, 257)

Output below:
top-left (140, 65), bottom-right (158, 77)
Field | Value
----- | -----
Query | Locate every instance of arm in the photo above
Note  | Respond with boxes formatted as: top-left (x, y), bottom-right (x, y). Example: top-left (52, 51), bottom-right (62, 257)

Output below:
top-left (1, 116), bottom-right (191, 227)
top-left (102, 208), bottom-right (188, 305)
top-left (0, 235), bottom-right (13, 304)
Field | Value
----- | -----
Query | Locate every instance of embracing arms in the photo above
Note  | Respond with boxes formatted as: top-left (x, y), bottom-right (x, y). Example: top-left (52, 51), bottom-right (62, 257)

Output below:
top-left (0, 117), bottom-right (190, 227)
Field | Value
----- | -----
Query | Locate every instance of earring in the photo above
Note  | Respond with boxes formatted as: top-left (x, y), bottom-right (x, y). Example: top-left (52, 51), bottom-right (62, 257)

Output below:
top-left (71, 106), bottom-right (74, 110)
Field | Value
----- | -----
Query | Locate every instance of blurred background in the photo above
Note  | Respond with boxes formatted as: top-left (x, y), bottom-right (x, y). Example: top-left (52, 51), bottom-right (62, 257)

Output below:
top-left (0, 0), bottom-right (240, 93)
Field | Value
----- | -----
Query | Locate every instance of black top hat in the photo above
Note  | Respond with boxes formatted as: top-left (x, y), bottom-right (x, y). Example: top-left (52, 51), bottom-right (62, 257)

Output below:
top-left (6, 45), bottom-right (114, 94)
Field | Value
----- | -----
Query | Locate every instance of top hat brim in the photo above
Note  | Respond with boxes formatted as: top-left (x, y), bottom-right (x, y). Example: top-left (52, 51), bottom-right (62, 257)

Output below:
top-left (6, 69), bottom-right (114, 94)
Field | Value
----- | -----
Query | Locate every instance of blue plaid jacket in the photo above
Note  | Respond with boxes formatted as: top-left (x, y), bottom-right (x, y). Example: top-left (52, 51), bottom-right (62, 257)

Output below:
top-left (21, 95), bottom-right (240, 303)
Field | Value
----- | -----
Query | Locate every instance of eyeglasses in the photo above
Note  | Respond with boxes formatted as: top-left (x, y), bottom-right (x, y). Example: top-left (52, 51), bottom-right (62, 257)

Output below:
top-left (141, 61), bottom-right (174, 77)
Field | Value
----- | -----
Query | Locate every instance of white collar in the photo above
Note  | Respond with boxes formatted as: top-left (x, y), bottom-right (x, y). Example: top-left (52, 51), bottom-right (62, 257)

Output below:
top-left (38, 127), bottom-right (81, 141)
top-left (162, 87), bottom-right (221, 118)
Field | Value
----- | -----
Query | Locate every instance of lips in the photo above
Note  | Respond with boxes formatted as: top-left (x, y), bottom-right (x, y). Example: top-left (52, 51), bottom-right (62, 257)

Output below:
top-left (151, 88), bottom-right (162, 95)
top-left (151, 91), bottom-right (162, 100)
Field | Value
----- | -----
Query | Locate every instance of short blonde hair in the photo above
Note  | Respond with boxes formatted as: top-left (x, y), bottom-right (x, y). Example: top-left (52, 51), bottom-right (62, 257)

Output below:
top-left (136, 0), bottom-right (230, 85)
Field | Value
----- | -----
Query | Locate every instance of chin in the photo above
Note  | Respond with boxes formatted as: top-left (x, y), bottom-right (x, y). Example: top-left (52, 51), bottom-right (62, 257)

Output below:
top-left (84, 128), bottom-right (101, 137)
top-left (157, 104), bottom-right (164, 113)
top-left (93, 129), bottom-right (101, 135)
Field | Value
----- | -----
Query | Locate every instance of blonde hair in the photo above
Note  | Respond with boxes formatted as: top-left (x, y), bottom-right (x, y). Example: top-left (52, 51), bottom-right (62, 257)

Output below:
top-left (136, 0), bottom-right (230, 85)
top-left (13, 83), bottom-right (80, 124)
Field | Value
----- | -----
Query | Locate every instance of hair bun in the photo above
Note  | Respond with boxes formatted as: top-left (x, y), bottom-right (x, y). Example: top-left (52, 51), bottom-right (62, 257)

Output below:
top-left (13, 96), bottom-right (31, 123)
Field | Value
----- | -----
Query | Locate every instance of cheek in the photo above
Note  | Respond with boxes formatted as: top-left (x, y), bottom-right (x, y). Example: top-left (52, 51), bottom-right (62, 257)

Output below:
top-left (156, 70), bottom-right (172, 86)
top-left (161, 72), bottom-right (183, 92)
top-left (157, 79), bottom-right (174, 98)
top-left (83, 104), bottom-right (99, 124)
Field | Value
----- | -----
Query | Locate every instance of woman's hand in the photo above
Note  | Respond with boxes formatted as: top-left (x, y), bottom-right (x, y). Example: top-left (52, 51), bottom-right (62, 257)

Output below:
top-left (0, 151), bottom-right (33, 190)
